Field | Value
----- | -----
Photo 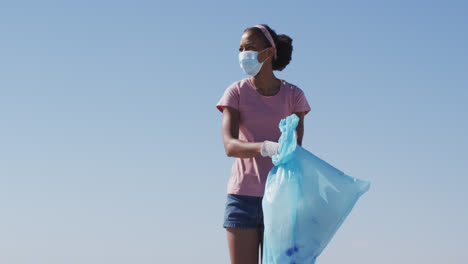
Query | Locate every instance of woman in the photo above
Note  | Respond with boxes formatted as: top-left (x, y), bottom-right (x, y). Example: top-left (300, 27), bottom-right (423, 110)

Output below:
top-left (216, 24), bottom-right (311, 264)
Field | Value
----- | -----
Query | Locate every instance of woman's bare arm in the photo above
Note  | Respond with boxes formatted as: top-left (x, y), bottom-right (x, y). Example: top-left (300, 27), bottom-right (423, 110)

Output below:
top-left (221, 107), bottom-right (305, 157)
top-left (221, 106), bottom-right (263, 158)
top-left (294, 112), bottom-right (306, 146)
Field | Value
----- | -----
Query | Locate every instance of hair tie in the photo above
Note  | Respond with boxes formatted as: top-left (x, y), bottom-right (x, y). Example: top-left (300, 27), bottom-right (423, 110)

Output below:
top-left (252, 25), bottom-right (277, 60)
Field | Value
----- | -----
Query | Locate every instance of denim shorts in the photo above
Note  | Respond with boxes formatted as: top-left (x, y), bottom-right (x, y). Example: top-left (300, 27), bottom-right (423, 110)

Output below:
top-left (223, 193), bottom-right (264, 231)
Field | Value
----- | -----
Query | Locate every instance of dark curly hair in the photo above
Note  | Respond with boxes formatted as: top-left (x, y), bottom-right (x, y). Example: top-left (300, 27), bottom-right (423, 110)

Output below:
top-left (244, 24), bottom-right (293, 71)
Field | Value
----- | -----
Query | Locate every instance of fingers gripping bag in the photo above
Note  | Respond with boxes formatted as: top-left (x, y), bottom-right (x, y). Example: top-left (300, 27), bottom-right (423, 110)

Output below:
top-left (262, 114), bottom-right (371, 264)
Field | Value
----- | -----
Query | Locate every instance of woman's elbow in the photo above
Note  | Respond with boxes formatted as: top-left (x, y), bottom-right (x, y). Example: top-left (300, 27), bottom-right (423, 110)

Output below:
top-left (224, 141), bottom-right (235, 157)
top-left (225, 147), bottom-right (232, 157)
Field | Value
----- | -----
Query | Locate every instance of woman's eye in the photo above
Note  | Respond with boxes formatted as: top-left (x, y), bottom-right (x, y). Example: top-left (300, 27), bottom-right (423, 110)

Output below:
top-left (239, 46), bottom-right (254, 52)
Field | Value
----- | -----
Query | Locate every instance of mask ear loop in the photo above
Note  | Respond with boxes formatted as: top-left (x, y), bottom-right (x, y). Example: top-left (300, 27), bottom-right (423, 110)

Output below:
top-left (258, 47), bottom-right (273, 64)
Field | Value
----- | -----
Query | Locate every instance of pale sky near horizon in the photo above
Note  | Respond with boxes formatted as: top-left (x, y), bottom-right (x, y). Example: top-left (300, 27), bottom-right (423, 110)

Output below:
top-left (1, 1), bottom-right (467, 263)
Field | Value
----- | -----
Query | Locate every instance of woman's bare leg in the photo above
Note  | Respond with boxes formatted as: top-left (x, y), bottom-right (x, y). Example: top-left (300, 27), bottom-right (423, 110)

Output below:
top-left (259, 229), bottom-right (264, 264)
top-left (226, 227), bottom-right (261, 264)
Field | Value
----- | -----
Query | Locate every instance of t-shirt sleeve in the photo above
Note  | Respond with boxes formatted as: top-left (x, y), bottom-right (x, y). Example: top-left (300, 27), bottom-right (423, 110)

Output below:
top-left (216, 82), bottom-right (240, 113)
top-left (292, 87), bottom-right (311, 115)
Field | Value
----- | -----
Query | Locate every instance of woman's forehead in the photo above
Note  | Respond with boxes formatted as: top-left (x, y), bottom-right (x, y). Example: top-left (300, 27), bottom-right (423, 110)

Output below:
top-left (240, 31), bottom-right (261, 45)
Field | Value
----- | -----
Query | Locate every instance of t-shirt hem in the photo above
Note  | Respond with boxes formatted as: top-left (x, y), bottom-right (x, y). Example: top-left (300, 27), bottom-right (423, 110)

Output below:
top-left (293, 108), bottom-right (311, 115)
top-left (216, 103), bottom-right (239, 113)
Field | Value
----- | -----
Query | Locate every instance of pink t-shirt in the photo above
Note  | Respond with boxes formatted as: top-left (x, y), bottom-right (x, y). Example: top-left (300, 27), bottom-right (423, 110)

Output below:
top-left (216, 77), bottom-right (311, 197)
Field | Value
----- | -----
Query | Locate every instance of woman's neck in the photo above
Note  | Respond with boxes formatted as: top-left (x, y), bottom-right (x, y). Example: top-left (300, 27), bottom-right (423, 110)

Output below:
top-left (250, 71), bottom-right (280, 96)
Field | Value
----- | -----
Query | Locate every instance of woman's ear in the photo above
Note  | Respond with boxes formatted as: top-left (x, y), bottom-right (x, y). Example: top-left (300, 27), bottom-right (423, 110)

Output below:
top-left (267, 47), bottom-right (275, 59)
top-left (260, 47), bottom-right (274, 63)
top-left (270, 47), bottom-right (276, 57)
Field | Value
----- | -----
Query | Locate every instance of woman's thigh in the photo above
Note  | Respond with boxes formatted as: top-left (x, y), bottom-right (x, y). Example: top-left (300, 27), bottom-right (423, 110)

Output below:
top-left (226, 227), bottom-right (262, 264)
top-left (259, 229), bottom-right (263, 262)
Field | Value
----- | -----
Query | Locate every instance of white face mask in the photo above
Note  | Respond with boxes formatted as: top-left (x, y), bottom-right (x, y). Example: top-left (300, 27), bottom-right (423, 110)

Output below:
top-left (238, 48), bottom-right (269, 76)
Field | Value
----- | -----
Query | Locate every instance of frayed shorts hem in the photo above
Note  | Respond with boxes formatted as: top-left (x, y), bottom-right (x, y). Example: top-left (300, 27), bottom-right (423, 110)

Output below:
top-left (223, 222), bottom-right (264, 231)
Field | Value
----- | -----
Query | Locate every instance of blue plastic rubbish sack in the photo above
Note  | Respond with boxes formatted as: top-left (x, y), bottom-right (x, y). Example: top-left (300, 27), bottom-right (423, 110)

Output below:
top-left (262, 113), bottom-right (371, 264)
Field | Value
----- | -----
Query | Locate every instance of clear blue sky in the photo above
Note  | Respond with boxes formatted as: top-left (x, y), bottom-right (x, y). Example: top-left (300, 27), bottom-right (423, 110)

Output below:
top-left (1, 1), bottom-right (467, 263)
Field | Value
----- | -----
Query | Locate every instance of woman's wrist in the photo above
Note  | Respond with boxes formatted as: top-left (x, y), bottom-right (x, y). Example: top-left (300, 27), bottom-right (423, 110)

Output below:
top-left (261, 140), bottom-right (280, 157)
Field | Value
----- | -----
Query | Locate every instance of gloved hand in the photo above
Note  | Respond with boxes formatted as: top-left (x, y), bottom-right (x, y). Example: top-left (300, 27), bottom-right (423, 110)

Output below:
top-left (260, 140), bottom-right (280, 158)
